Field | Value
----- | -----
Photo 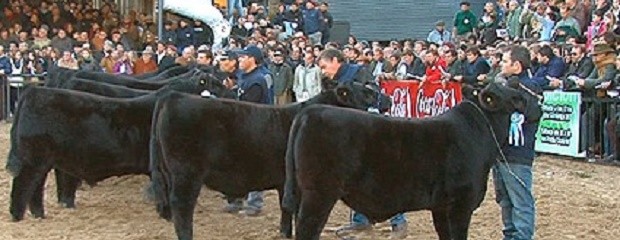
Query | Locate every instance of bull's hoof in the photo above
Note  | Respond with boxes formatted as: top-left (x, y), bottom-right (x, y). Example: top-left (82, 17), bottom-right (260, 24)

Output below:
top-left (59, 201), bottom-right (76, 208)
top-left (10, 213), bottom-right (23, 222)
top-left (31, 213), bottom-right (45, 219)
top-left (279, 232), bottom-right (292, 239)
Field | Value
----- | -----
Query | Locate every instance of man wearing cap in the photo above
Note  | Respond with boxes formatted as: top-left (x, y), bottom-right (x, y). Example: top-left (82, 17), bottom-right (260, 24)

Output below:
top-left (134, 49), bottom-right (158, 75)
top-left (427, 20), bottom-right (452, 45)
top-left (268, 49), bottom-right (294, 105)
top-left (222, 45), bottom-right (270, 216)
top-left (216, 51), bottom-right (240, 89)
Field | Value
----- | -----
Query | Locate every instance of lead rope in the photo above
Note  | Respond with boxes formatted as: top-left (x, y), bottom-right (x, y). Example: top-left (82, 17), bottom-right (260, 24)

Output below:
top-left (463, 100), bottom-right (533, 194)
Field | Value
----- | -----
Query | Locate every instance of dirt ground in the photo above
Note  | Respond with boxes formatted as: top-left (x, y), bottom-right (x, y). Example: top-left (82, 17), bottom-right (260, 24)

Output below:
top-left (0, 122), bottom-right (619, 240)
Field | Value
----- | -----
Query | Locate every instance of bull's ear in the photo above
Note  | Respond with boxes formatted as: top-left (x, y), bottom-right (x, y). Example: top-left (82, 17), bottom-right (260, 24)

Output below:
top-left (461, 85), bottom-right (479, 101)
top-left (511, 95), bottom-right (527, 113)
top-left (335, 86), bottom-right (351, 101)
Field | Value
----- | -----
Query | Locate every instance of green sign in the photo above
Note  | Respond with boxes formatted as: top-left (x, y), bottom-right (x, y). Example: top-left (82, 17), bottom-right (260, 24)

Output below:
top-left (535, 92), bottom-right (582, 157)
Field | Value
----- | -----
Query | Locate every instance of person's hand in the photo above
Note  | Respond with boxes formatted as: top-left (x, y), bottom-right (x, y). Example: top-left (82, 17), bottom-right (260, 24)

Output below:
top-left (454, 75), bottom-right (463, 82)
top-left (601, 81), bottom-right (612, 89)
top-left (477, 74), bottom-right (486, 81)
top-left (549, 78), bottom-right (562, 88)
top-left (575, 78), bottom-right (585, 87)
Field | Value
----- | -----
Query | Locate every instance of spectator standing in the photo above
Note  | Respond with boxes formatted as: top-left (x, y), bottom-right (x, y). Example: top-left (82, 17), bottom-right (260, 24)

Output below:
top-left (268, 49), bottom-right (294, 105)
top-left (427, 21), bottom-right (452, 45)
top-left (302, 1), bottom-right (322, 45)
top-left (319, 2), bottom-right (333, 45)
top-left (293, 52), bottom-right (321, 102)
top-left (453, 1), bottom-right (478, 42)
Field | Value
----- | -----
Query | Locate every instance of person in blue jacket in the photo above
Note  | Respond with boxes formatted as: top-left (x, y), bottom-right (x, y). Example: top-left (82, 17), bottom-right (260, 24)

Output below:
top-left (175, 19), bottom-right (195, 54)
top-left (222, 45), bottom-right (269, 216)
top-left (317, 48), bottom-right (408, 238)
top-left (495, 44), bottom-right (542, 240)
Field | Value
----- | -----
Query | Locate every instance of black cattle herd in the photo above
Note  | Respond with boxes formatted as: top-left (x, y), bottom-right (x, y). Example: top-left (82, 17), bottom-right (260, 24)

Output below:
top-left (3, 64), bottom-right (542, 240)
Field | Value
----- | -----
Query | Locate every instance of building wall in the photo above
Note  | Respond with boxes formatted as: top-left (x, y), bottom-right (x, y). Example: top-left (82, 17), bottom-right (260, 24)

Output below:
top-left (328, 0), bottom-right (488, 41)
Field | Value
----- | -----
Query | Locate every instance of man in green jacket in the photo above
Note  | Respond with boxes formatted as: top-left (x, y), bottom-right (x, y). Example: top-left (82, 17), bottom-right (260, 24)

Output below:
top-left (453, 1), bottom-right (478, 42)
top-left (506, 0), bottom-right (523, 40)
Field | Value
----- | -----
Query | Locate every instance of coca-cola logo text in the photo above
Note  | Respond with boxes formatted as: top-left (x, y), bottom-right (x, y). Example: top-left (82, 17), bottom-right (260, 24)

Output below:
top-left (416, 88), bottom-right (456, 118)
top-left (386, 87), bottom-right (412, 118)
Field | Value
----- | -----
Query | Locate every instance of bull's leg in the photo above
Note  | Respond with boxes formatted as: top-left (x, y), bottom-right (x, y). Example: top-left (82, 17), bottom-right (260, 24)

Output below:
top-left (431, 208), bottom-right (452, 240)
top-left (10, 166), bottom-right (50, 221)
top-left (447, 206), bottom-right (473, 240)
top-left (295, 190), bottom-right (338, 240)
top-left (55, 170), bottom-right (81, 208)
top-left (28, 173), bottom-right (49, 219)
top-left (170, 172), bottom-right (203, 240)
top-left (277, 187), bottom-right (293, 238)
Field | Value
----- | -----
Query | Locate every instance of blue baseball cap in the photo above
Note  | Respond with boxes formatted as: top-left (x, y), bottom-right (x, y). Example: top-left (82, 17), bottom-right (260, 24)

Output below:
top-left (234, 45), bottom-right (264, 63)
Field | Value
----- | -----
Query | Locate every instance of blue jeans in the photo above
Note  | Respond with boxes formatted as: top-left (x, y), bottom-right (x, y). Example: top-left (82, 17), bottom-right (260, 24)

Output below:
top-left (493, 163), bottom-right (535, 240)
top-left (227, 0), bottom-right (244, 16)
top-left (351, 210), bottom-right (407, 227)
top-left (227, 191), bottom-right (263, 210)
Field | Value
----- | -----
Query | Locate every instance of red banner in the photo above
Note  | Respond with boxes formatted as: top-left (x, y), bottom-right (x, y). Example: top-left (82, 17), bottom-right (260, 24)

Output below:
top-left (380, 81), bottom-right (462, 118)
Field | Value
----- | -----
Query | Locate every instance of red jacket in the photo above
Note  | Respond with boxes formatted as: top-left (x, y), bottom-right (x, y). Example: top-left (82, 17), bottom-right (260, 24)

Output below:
top-left (425, 58), bottom-right (447, 84)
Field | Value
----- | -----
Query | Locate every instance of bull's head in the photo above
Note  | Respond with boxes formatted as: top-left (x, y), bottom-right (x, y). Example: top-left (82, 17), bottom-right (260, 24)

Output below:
top-left (334, 82), bottom-right (392, 113)
top-left (165, 67), bottom-right (237, 99)
top-left (478, 81), bottom-right (542, 123)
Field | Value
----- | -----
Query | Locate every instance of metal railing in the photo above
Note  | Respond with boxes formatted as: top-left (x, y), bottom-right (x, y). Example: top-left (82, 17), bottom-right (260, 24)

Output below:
top-left (1, 73), bottom-right (47, 121)
top-left (581, 96), bottom-right (620, 161)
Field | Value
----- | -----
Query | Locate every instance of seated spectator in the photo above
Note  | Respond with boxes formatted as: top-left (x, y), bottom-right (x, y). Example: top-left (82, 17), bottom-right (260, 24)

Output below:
top-left (113, 52), bottom-right (134, 75)
top-left (454, 46), bottom-right (490, 86)
top-left (57, 50), bottom-right (79, 70)
top-left (133, 49), bottom-right (158, 75)
top-left (561, 44), bottom-right (594, 89)
top-left (78, 49), bottom-right (101, 72)
top-left (175, 46), bottom-right (195, 66)
top-left (532, 45), bottom-right (567, 90)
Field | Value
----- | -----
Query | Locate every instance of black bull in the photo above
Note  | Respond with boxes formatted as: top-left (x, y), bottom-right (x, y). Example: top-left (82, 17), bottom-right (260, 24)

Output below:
top-left (282, 83), bottom-right (542, 240)
top-left (5, 72), bottom-right (236, 222)
top-left (148, 82), bottom-right (391, 240)
top-left (46, 69), bottom-right (211, 208)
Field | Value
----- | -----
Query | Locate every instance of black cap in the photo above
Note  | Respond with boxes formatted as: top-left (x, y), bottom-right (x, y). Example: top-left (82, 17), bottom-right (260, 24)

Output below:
top-left (220, 50), bottom-right (238, 61)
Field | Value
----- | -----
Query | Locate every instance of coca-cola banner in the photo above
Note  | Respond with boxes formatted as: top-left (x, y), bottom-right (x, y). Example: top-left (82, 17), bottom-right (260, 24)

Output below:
top-left (380, 81), bottom-right (463, 118)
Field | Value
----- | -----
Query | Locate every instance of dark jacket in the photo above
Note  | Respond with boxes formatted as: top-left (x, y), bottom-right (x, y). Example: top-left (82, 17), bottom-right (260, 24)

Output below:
top-left (0, 55), bottom-right (11, 74)
top-left (161, 29), bottom-right (177, 44)
top-left (193, 23), bottom-right (214, 46)
top-left (268, 62), bottom-right (294, 96)
top-left (368, 58), bottom-right (393, 78)
top-left (446, 59), bottom-right (464, 79)
top-left (531, 56), bottom-right (567, 89)
top-left (238, 67), bottom-right (270, 104)
top-left (502, 72), bottom-right (543, 165)
top-left (302, 8), bottom-right (322, 34)
top-left (462, 57), bottom-right (491, 85)
top-left (320, 10), bottom-right (333, 32)
top-left (284, 9), bottom-right (303, 32)
top-left (158, 56), bottom-right (176, 72)
top-left (175, 26), bottom-right (195, 52)
top-left (322, 63), bottom-right (372, 90)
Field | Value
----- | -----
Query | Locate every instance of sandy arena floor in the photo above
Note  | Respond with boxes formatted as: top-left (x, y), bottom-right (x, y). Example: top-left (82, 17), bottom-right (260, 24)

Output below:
top-left (0, 122), bottom-right (618, 239)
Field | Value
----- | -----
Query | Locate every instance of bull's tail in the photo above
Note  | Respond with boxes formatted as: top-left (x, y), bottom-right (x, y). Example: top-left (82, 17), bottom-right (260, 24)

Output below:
top-left (282, 113), bottom-right (307, 216)
top-left (5, 87), bottom-right (34, 177)
top-left (146, 96), bottom-right (172, 221)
